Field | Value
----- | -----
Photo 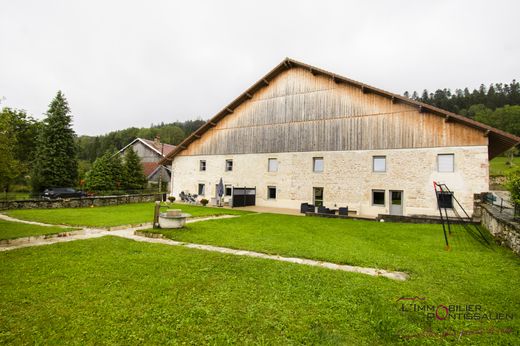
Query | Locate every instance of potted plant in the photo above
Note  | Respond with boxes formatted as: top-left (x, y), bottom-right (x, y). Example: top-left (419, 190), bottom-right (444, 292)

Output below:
top-left (200, 198), bottom-right (209, 206)
top-left (168, 196), bottom-right (176, 203)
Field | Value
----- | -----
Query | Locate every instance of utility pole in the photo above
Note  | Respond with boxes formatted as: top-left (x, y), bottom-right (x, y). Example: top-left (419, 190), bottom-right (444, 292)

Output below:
top-left (159, 142), bottom-right (164, 195)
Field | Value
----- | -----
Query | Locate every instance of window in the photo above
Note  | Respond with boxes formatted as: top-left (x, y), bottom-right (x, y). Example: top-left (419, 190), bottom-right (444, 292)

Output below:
top-left (267, 186), bottom-right (277, 199)
top-left (313, 157), bottom-right (324, 172)
top-left (268, 158), bottom-right (278, 172)
top-left (198, 183), bottom-right (205, 196)
top-left (225, 159), bottom-right (233, 172)
top-left (438, 154), bottom-right (454, 172)
top-left (372, 190), bottom-right (385, 206)
top-left (373, 156), bottom-right (386, 172)
top-left (313, 187), bottom-right (324, 207)
top-left (225, 185), bottom-right (232, 197)
top-left (199, 160), bottom-right (206, 171)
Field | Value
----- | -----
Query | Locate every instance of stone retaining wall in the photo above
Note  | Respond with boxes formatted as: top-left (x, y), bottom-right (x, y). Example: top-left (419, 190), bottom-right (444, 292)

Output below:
top-left (0, 194), bottom-right (165, 210)
top-left (480, 203), bottom-right (520, 255)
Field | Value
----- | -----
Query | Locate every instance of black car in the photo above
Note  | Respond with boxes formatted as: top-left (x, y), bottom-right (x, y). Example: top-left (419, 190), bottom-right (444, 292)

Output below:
top-left (42, 188), bottom-right (87, 199)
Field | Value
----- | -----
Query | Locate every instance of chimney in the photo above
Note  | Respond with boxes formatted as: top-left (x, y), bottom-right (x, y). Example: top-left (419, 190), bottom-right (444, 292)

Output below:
top-left (154, 135), bottom-right (161, 148)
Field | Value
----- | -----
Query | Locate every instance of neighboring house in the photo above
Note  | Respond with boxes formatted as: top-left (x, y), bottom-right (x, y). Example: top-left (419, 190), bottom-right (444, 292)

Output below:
top-left (161, 58), bottom-right (520, 217)
top-left (119, 137), bottom-right (176, 190)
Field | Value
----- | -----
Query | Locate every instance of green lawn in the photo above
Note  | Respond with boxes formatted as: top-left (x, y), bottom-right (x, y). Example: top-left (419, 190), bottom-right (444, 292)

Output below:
top-left (4, 203), bottom-right (251, 228)
top-left (149, 214), bottom-right (520, 341)
top-left (0, 192), bottom-right (30, 201)
top-left (0, 235), bottom-right (518, 344)
top-left (1, 209), bottom-right (519, 343)
top-left (490, 156), bottom-right (520, 177)
top-left (0, 219), bottom-right (75, 240)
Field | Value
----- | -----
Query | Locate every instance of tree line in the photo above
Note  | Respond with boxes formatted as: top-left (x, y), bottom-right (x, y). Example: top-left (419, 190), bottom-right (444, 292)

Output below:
top-left (404, 79), bottom-right (520, 136)
top-left (77, 120), bottom-right (206, 163)
top-left (0, 92), bottom-right (204, 195)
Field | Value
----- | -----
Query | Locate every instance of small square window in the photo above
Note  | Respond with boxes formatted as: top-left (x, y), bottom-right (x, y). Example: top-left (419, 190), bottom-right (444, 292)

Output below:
top-left (268, 158), bottom-right (278, 172)
top-left (313, 157), bottom-right (324, 172)
top-left (199, 160), bottom-right (206, 171)
top-left (268, 186), bottom-right (277, 199)
top-left (225, 159), bottom-right (233, 172)
top-left (373, 156), bottom-right (386, 172)
top-left (198, 183), bottom-right (205, 196)
top-left (372, 190), bottom-right (385, 206)
top-left (225, 185), bottom-right (232, 197)
top-left (438, 154), bottom-right (454, 172)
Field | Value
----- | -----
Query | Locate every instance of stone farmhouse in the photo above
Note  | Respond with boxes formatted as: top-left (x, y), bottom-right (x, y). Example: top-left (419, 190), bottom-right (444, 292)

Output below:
top-left (119, 137), bottom-right (175, 190)
top-left (161, 58), bottom-right (520, 217)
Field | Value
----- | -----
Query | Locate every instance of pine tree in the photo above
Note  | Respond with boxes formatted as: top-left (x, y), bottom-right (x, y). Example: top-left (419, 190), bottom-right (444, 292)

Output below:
top-left (122, 148), bottom-right (147, 190)
top-left (31, 91), bottom-right (78, 192)
top-left (85, 151), bottom-right (122, 191)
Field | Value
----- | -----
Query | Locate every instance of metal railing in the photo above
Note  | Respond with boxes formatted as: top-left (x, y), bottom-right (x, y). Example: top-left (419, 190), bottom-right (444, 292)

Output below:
top-left (483, 192), bottom-right (519, 221)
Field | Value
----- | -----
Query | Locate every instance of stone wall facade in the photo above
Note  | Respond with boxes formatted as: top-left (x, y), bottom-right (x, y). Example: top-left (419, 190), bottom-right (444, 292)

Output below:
top-left (171, 145), bottom-right (488, 217)
top-left (0, 194), bottom-right (164, 211)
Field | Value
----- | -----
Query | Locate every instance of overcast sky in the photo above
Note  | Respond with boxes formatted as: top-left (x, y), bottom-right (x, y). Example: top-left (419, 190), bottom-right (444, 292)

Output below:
top-left (1, 0), bottom-right (518, 136)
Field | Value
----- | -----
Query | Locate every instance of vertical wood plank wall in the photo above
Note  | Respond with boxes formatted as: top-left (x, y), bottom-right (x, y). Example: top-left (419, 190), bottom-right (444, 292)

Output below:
top-left (179, 68), bottom-right (487, 156)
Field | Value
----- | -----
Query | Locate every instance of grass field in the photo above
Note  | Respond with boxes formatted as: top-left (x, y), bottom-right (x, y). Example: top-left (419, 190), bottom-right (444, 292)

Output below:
top-left (4, 202), bottom-right (251, 227)
top-left (1, 235), bottom-right (518, 344)
top-left (0, 192), bottom-right (31, 201)
top-left (489, 156), bottom-right (520, 176)
top-left (1, 208), bottom-right (519, 344)
top-left (0, 219), bottom-right (75, 240)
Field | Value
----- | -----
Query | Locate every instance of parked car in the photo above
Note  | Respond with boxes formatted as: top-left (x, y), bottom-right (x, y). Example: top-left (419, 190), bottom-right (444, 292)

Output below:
top-left (41, 187), bottom-right (87, 200)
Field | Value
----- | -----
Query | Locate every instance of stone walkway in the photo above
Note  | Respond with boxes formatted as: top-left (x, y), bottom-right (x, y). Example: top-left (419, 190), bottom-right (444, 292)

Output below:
top-left (0, 214), bottom-right (408, 281)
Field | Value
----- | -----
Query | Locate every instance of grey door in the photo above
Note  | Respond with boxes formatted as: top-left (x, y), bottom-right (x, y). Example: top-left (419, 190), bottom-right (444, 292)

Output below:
top-left (390, 190), bottom-right (403, 215)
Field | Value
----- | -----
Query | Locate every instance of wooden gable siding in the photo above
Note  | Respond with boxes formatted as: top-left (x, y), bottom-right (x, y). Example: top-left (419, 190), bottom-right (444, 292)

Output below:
top-left (178, 67), bottom-right (486, 156)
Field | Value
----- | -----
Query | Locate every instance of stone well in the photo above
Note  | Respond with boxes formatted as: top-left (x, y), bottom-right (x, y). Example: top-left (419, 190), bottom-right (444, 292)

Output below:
top-left (158, 209), bottom-right (191, 229)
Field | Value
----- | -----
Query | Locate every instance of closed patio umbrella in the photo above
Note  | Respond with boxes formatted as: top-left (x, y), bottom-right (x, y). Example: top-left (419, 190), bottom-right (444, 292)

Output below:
top-left (217, 178), bottom-right (224, 207)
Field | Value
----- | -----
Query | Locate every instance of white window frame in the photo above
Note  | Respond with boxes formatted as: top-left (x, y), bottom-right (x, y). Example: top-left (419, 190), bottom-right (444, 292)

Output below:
top-left (372, 189), bottom-right (385, 206)
top-left (224, 185), bottom-right (232, 197)
top-left (313, 187), bottom-right (324, 206)
top-left (268, 158), bottom-right (278, 172)
top-left (198, 183), bottom-right (205, 196)
top-left (313, 157), bottom-right (324, 172)
top-left (437, 154), bottom-right (454, 172)
top-left (373, 156), bottom-right (386, 172)
top-left (267, 186), bottom-right (277, 199)
top-left (225, 159), bottom-right (233, 172)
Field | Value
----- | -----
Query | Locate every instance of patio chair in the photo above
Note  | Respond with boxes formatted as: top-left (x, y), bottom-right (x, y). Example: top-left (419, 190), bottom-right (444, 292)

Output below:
top-left (338, 207), bottom-right (349, 216)
top-left (317, 206), bottom-right (329, 214)
top-left (300, 203), bottom-right (309, 214)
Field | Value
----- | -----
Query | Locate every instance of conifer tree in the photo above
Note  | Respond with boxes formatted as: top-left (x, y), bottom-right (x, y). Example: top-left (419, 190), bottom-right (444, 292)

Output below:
top-left (122, 148), bottom-right (147, 190)
top-left (32, 91), bottom-right (78, 192)
top-left (85, 152), bottom-right (121, 191)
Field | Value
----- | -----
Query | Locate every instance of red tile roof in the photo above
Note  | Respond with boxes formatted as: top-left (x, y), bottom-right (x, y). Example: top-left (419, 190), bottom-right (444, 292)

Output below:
top-left (142, 162), bottom-right (160, 177)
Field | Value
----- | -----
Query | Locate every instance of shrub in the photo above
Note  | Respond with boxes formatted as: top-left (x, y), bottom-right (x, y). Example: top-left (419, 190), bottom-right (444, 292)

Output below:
top-left (168, 196), bottom-right (175, 203)
top-left (200, 198), bottom-right (209, 206)
top-left (506, 167), bottom-right (520, 205)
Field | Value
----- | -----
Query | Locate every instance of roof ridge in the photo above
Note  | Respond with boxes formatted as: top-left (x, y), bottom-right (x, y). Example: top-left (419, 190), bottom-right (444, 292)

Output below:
top-left (160, 58), bottom-right (520, 163)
